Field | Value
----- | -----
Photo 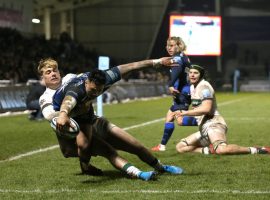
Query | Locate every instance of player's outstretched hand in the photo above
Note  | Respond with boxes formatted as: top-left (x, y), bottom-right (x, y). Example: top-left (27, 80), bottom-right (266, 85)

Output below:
top-left (153, 57), bottom-right (179, 67)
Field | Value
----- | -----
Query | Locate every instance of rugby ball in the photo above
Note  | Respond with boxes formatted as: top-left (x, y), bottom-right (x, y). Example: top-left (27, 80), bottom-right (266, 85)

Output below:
top-left (50, 117), bottom-right (80, 139)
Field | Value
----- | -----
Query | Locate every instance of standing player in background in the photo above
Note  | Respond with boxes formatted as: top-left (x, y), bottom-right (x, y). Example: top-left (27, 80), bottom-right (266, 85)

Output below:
top-left (174, 65), bottom-right (270, 155)
top-left (152, 36), bottom-right (197, 152)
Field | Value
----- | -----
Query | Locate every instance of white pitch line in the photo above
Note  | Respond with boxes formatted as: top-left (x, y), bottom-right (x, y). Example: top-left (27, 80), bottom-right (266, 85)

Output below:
top-left (123, 118), bottom-right (164, 130)
top-left (218, 98), bottom-right (244, 106)
top-left (0, 189), bottom-right (270, 194)
top-left (0, 118), bottom-right (164, 163)
top-left (0, 98), bottom-right (247, 163)
top-left (0, 145), bottom-right (59, 163)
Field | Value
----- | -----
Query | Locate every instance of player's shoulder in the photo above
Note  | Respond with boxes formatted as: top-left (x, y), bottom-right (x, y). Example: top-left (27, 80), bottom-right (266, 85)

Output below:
top-left (40, 88), bottom-right (55, 98)
top-left (172, 53), bottom-right (190, 66)
top-left (39, 88), bottom-right (56, 106)
top-left (201, 80), bottom-right (213, 89)
top-left (198, 79), bottom-right (209, 86)
top-left (62, 73), bottom-right (77, 84)
top-left (197, 80), bottom-right (214, 96)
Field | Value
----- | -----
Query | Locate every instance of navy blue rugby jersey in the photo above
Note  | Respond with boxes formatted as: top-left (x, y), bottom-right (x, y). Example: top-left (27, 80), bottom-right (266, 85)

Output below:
top-left (168, 52), bottom-right (191, 91)
top-left (52, 67), bottom-right (121, 118)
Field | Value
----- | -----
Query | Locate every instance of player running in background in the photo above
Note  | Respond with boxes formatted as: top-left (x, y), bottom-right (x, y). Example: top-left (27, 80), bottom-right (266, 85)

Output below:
top-left (174, 64), bottom-right (270, 155)
top-left (152, 36), bottom-right (197, 152)
top-left (52, 61), bottom-right (184, 181)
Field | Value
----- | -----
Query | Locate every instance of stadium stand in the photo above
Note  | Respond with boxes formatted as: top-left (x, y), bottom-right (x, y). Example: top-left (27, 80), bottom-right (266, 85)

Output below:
top-left (0, 26), bottom-right (170, 113)
top-left (0, 27), bottom-right (100, 113)
top-left (0, 27), bottom-right (99, 83)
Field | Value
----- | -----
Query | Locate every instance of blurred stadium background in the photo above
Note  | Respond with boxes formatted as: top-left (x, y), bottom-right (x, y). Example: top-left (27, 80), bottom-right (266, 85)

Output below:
top-left (1, 0), bottom-right (270, 113)
top-left (1, 1), bottom-right (270, 199)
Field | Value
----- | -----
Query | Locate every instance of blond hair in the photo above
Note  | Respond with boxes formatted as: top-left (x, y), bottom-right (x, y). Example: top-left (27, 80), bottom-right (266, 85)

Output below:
top-left (37, 58), bottom-right (58, 75)
top-left (167, 36), bottom-right (187, 52)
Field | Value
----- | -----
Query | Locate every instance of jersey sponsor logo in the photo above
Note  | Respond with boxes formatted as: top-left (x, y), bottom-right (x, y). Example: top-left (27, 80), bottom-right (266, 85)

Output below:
top-left (191, 99), bottom-right (201, 107)
top-left (39, 99), bottom-right (46, 107)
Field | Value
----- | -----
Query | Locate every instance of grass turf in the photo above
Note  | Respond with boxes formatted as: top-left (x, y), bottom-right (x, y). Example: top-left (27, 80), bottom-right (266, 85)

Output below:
top-left (1, 92), bottom-right (270, 199)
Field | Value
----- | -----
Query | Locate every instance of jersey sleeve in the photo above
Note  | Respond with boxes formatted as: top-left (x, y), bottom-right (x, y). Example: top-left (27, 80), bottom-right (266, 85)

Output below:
top-left (62, 73), bottom-right (77, 84)
top-left (168, 65), bottom-right (183, 87)
top-left (39, 93), bottom-right (56, 121)
top-left (103, 67), bottom-right (122, 90)
top-left (198, 85), bottom-right (214, 101)
top-left (52, 86), bottom-right (81, 111)
top-left (65, 88), bottom-right (81, 100)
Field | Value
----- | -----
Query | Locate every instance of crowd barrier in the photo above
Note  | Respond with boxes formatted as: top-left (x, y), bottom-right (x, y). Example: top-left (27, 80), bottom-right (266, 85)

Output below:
top-left (0, 86), bottom-right (29, 113)
top-left (0, 81), bottom-right (168, 113)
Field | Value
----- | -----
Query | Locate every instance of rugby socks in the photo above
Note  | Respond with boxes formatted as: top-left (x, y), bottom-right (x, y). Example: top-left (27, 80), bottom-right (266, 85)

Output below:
top-left (249, 147), bottom-right (258, 154)
top-left (202, 144), bottom-right (215, 154)
top-left (202, 147), bottom-right (210, 154)
top-left (182, 116), bottom-right (197, 126)
top-left (149, 158), bottom-right (165, 172)
top-left (122, 163), bottom-right (141, 177)
top-left (160, 122), bottom-right (174, 145)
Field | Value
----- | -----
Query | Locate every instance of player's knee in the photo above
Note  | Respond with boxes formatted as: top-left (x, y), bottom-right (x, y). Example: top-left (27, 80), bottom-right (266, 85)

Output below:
top-left (215, 145), bottom-right (227, 155)
top-left (166, 114), bottom-right (174, 122)
top-left (176, 139), bottom-right (188, 153)
top-left (176, 118), bottom-right (183, 126)
top-left (77, 135), bottom-right (90, 152)
top-left (77, 140), bottom-right (91, 157)
top-left (211, 141), bottom-right (227, 155)
top-left (174, 112), bottom-right (183, 126)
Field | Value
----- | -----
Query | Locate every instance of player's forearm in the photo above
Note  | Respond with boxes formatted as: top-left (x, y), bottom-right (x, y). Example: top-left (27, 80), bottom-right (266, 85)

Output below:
top-left (59, 95), bottom-right (77, 115)
top-left (182, 105), bottom-right (211, 117)
top-left (182, 109), bottom-right (207, 117)
top-left (117, 60), bottom-right (154, 75)
top-left (46, 111), bottom-right (60, 121)
top-left (117, 57), bottom-right (173, 75)
top-left (41, 104), bottom-right (58, 121)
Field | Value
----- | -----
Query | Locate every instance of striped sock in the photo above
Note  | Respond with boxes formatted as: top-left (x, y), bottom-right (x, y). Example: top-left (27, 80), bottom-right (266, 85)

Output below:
top-left (202, 147), bottom-right (210, 154)
top-left (249, 147), bottom-right (257, 154)
top-left (122, 163), bottom-right (141, 177)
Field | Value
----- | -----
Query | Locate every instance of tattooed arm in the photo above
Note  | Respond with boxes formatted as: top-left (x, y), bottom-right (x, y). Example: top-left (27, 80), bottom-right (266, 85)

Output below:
top-left (56, 95), bottom-right (77, 132)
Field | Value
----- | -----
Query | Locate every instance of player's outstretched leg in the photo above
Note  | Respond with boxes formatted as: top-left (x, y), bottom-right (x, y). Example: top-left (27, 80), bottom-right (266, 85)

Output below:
top-left (151, 159), bottom-right (184, 175)
top-left (123, 163), bottom-right (157, 181)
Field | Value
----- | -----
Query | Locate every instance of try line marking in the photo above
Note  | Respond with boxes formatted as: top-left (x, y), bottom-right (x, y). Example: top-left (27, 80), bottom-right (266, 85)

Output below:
top-left (0, 98), bottom-right (246, 163)
top-left (0, 189), bottom-right (270, 194)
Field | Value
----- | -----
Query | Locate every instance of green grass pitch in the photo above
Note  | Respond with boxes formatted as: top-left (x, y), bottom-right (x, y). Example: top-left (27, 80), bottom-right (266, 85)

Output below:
top-left (1, 92), bottom-right (270, 199)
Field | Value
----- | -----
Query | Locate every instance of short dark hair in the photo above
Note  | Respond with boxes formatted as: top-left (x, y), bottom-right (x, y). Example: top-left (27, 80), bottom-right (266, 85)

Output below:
top-left (88, 69), bottom-right (106, 85)
top-left (190, 64), bottom-right (205, 78)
